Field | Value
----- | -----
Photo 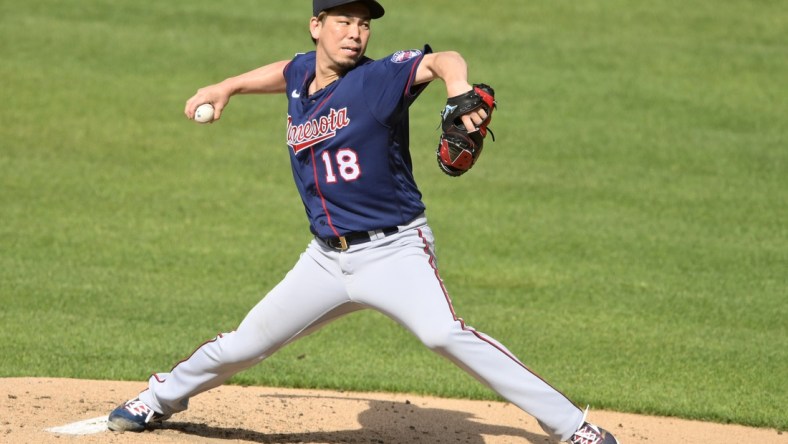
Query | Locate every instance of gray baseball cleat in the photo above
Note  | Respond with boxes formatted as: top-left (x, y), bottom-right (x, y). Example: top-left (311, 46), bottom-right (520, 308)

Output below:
top-left (568, 421), bottom-right (620, 444)
top-left (107, 398), bottom-right (169, 432)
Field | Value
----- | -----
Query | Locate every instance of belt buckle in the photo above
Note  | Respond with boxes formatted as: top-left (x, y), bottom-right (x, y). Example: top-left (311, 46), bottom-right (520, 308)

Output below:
top-left (338, 236), bottom-right (348, 250)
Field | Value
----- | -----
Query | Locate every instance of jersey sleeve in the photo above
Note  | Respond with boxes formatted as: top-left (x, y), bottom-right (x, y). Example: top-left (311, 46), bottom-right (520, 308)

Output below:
top-left (283, 52), bottom-right (315, 91)
top-left (362, 45), bottom-right (433, 124)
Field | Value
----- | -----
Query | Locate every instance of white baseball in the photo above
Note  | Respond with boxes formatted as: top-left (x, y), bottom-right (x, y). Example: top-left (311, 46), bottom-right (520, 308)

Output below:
top-left (194, 103), bottom-right (215, 123)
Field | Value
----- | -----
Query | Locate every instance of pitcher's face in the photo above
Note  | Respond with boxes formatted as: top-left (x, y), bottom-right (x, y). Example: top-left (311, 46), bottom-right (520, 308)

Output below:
top-left (311, 3), bottom-right (371, 72)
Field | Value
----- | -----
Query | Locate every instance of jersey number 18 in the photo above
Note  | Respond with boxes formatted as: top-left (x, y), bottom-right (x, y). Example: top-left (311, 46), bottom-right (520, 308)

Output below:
top-left (322, 149), bottom-right (361, 183)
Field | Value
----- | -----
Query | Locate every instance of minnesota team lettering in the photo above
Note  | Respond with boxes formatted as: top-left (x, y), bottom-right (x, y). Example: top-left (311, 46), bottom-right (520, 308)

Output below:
top-left (287, 107), bottom-right (350, 153)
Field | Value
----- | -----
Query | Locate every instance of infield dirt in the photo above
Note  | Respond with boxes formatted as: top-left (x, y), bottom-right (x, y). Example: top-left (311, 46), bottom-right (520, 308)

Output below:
top-left (2, 378), bottom-right (785, 443)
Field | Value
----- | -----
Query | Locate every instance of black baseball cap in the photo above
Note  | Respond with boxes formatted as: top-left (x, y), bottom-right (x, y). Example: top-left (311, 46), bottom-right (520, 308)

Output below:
top-left (313, 0), bottom-right (385, 19)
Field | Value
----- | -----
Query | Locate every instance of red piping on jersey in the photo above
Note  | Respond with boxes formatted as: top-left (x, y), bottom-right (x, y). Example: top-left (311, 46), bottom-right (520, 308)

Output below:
top-left (415, 228), bottom-right (581, 411)
top-left (307, 94), bottom-right (333, 119)
top-left (404, 54), bottom-right (425, 99)
top-left (304, 92), bottom-right (342, 238)
top-left (310, 146), bottom-right (341, 238)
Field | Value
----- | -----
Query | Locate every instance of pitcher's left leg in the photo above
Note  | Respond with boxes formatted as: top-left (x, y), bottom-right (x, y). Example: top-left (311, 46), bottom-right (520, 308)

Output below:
top-left (353, 226), bottom-right (584, 441)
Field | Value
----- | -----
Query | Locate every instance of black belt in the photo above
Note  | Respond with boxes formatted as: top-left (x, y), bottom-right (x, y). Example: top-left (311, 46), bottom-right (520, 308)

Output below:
top-left (319, 226), bottom-right (400, 251)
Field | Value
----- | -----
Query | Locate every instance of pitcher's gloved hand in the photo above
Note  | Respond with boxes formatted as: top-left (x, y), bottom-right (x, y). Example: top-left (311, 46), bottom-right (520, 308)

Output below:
top-left (436, 83), bottom-right (496, 176)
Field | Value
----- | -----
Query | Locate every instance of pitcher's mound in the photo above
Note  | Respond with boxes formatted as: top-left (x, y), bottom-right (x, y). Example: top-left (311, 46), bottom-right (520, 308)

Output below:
top-left (2, 378), bottom-right (784, 443)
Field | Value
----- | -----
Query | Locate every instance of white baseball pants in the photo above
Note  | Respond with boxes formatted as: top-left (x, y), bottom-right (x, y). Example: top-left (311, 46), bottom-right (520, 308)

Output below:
top-left (139, 215), bottom-right (584, 441)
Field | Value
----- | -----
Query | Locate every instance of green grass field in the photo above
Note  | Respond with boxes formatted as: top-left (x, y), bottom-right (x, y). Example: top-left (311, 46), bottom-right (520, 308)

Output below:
top-left (1, 0), bottom-right (786, 431)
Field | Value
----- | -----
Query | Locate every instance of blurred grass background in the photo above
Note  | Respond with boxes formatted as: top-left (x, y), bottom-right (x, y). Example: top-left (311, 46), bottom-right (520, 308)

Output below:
top-left (1, 0), bottom-right (786, 430)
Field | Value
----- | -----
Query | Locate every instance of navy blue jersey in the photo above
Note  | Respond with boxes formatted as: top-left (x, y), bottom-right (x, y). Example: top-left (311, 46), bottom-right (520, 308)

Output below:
top-left (283, 47), bottom-right (431, 238)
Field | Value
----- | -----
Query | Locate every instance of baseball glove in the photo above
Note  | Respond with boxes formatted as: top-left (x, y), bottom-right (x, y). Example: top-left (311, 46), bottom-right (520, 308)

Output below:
top-left (436, 83), bottom-right (496, 176)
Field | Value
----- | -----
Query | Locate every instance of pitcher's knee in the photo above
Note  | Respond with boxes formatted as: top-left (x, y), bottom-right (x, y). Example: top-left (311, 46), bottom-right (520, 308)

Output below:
top-left (205, 331), bottom-right (269, 367)
top-left (417, 324), bottom-right (459, 352)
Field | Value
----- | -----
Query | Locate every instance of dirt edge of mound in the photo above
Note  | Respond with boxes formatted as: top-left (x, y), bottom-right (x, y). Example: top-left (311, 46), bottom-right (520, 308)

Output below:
top-left (2, 378), bottom-right (784, 444)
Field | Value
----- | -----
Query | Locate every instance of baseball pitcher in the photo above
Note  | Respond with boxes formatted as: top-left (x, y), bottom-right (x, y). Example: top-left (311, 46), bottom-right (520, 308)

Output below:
top-left (107, 1), bottom-right (618, 443)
